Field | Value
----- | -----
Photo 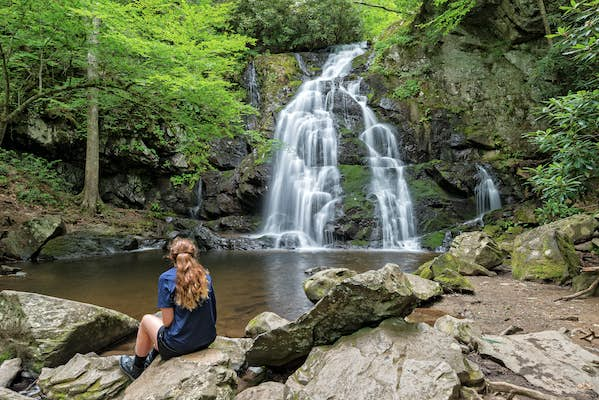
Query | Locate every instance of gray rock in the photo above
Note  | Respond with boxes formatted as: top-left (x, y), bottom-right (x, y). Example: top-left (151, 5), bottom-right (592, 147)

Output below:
top-left (208, 337), bottom-right (253, 372)
top-left (512, 227), bottom-right (579, 282)
top-left (0, 358), bottom-right (21, 388)
top-left (246, 264), bottom-right (442, 366)
top-left (477, 331), bottom-right (599, 397)
top-left (235, 382), bottom-right (289, 400)
top-left (546, 213), bottom-right (599, 244)
top-left (449, 231), bottom-right (505, 269)
top-left (286, 319), bottom-right (473, 400)
top-left (1, 216), bottom-right (65, 261)
top-left (0, 291), bottom-right (138, 370)
top-left (123, 344), bottom-right (241, 400)
top-left (0, 387), bottom-right (32, 400)
top-left (397, 359), bottom-right (461, 400)
top-left (38, 353), bottom-right (128, 400)
top-left (434, 315), bottom-right (481, 348)
top-left (244, 312), bottom-right (290, 339)
top-left (302, 267), bottom-right (357, 303)
top-left (0, 265), bottom-right (21, 276)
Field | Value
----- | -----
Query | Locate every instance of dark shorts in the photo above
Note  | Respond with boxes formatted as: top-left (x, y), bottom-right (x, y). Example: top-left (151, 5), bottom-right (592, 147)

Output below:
top-left (156, 326), bottom-right (181, 361)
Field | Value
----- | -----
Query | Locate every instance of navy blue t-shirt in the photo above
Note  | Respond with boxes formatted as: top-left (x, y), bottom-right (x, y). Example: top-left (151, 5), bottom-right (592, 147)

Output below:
top-left (157, 266), bottom-right (217, 354)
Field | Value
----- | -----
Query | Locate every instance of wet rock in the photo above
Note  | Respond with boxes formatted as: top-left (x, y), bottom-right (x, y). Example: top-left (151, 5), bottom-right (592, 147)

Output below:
top-left (0, 265), bottom-right (22, 276)
top-left (235, 382), bottom-right (289, 400)
top-left (122, 337), bottom-right (252, 400)
top-left (511, 226), bottom-right (579, 283)
top-left (302, 268), bottom-right (357, 303)
top-left (424, 162), bottom-right (477, 197)
top-left (246, 264), bottom-right (442, 366)
top-left (0, 358), bottom-right (21, 388)
top-left (0, 216), bottom-right (65, 261)
top-left (286, 319), bottom-right (474, 400)
top-left (208, 136), bottom-right (249, 170)
top-left (0, 290), bottom-right (138, 370)
top-left (205, 215), bottom-right (260, 234)
top-left (38, 353), bottom-right (128, 400)
top-left (449, 231), bottom-right (505, 269)
top-left (37, 232), bottom-right (140, 261)
top-left (244, 312), bottom-right (290, 339)
top-left (235, 153), bottom-right (271, 213)
top-left (477, 331), bottom-right (599, 397)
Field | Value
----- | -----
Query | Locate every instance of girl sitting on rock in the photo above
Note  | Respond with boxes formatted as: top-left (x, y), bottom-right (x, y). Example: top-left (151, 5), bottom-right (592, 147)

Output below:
top-left (120, 237), bottom-right (217, 380)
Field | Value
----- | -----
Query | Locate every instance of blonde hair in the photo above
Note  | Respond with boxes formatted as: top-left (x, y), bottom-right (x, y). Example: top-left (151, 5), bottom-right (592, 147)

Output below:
top-left (168, 238), bottom-right (209, 310)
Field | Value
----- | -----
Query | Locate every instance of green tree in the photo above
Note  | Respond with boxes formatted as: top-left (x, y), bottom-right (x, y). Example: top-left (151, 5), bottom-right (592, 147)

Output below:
top-left (526, 0), bottom-right (599, 221)
top-left (232, 0), bottom-right (363, 52)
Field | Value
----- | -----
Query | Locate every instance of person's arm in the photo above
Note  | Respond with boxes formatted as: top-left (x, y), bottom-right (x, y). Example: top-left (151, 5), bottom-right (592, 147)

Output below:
top-left (161, 307), bottom-right (174, 327)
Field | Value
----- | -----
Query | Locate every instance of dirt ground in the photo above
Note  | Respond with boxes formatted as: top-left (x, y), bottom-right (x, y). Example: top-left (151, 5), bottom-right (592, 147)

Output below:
top-left (407, 269), bottom-right (599, 400)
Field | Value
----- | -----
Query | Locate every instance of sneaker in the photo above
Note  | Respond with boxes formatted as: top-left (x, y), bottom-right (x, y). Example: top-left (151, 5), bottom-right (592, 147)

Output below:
top-left (144, 349), bottom-right (159, 369)
top-left (119, 355), bottom-right (144, 380)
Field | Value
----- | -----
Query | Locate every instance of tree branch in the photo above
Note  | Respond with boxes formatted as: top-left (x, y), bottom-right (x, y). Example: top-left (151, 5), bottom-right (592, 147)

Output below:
top-left (486, 380), bottom-right (573, 400)
top-left (555, 276), bottom-right (599, 301)
top-left (4, 81), bottom-right (126, 125)
top-left (352, 1), bottom-right (402, 13)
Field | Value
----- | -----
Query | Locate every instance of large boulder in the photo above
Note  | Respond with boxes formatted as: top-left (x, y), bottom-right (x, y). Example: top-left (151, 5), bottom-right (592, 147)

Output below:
top-left (546, 213), bottom-right (599, 244)
top-left (415, 253), bottom-right (486, 294)
top-left (246, 264), bottom-right (442, 366)
top-left (449, 231), bottom-right (505, 269)
top-left (302, 268), bottom-right (357, 303)
top-left (0, 216), bottom-right (65, 261)
top-left (122, 337), bottom-right (252, 400)
top-left (511, 226), bottom-right (579, 282)
top-left (38, 354), bottom-right (128, 400)
top-left (37, 232), bottom-right (140, 261)
top-left (0, 388), bottom-right (32, 400)
top-left (244, 312), bottom-right (290, 339)
top-left (0, 358), bottom-right (21, 388)
top-left (286, 318), bottom-right (481, 400)
top-left (0, 291), bottom-right (138, 370)
top-left (477, 331), bottom-right (599, 398)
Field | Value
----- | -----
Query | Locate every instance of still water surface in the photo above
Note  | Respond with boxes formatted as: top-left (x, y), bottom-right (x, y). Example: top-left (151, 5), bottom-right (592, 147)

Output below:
top-left (0, 249), bottom-right (434, 337)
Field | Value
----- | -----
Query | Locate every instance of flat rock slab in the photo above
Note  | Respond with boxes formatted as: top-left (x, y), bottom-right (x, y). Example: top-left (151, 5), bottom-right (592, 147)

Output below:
top-left (0, 290), bottom-right (138, 370)
top-left (246, 264), bottom-right (442, 366)
top-left (478, 330), bottom-right (599, 397)
top-left (286, 319), bottom-right (470, 400)
top-left (235, 382), bottom-right (289, 400)
top-left (38, 353), bottom-right (128, 400)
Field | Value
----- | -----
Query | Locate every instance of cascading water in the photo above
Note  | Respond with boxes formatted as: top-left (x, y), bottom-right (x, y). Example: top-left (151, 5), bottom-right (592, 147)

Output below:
top-left (475, 165), bottom-right (501, 220)
top-left (244, 61), bottom-right (261, 131)
top-left (343, 80), bottom-right (418, 249)
top-left (262, 44), bottom-right (367, 248)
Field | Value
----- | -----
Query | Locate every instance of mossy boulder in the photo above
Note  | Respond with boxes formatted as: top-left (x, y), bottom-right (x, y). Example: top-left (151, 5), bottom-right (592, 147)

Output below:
top-left (244, 312), bottom-right (290, 339)
top-left (431, 253), bottom-right (495, 277)
top-left (0, 216), bottom-right (65, 261)
top-left (303, 268), bottom-right (357, 303)
top-left (546, 213), bottom-right (599, 244)
top-left (37, 232), bottom-right (139, 261)
top-left (434, 269), bottom-right (475, 294)
top-left (449, 231), bottom-right (505, 269)
top-left (415, 254), bottom-right (481, 293)
top-left (0, 291), bottom-right (138, 371)
top-left (511, 227), bottom-right (579, 283)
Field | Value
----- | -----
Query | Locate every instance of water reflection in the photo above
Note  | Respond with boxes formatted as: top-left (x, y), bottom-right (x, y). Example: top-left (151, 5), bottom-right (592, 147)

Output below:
top-left (0, 249), bottom-right (434, 337)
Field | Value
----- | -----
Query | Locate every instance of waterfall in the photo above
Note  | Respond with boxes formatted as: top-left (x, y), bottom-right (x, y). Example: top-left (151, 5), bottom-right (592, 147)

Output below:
top-left (343, 80), bottom-right (418, 249)
top-left (189, 181), bottom-right (203, 219)
top-left (262, 44), bottom-right (367, 248)
top-left (244, 61), bottom-right (260, 130)
top-left (475, 165), bottom-right (501, 219)
top-left (294, 53), bottom-right (313, 77)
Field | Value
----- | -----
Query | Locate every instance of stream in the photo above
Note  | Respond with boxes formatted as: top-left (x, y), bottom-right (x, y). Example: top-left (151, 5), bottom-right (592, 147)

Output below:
top-left (0, 249), bottom-right (435, 339)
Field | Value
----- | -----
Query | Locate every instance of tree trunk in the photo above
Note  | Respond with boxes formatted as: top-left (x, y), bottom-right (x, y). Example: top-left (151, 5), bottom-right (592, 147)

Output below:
top-left (537, 0), bottom-right (553, 46)
top-left (81, 15), bottom-right (101, 213)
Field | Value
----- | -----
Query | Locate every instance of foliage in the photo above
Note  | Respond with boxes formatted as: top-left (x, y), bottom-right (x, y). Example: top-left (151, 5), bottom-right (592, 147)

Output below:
top-left (1, 0), bottom-right (258, 178)
top-left (0, 148), bottom-right (73, 207)
top-left (231, 0), bottom-right (363, 52)
top-left (355, 0), bottom-right (419, 39)
top-left (392, 79), bottom-right (421, 99)
top-left (525, 0), bottom-right (599, 222)
top-left (418, 0), bottom-right (476, 42)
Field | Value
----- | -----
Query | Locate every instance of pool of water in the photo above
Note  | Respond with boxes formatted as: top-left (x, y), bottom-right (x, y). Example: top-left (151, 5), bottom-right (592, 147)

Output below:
top-left (0, 249), bottom-right (435, 338)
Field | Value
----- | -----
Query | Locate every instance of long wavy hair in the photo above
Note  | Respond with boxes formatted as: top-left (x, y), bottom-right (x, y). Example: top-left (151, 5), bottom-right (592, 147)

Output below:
top-left (167, 238), bottom-right (209, 310)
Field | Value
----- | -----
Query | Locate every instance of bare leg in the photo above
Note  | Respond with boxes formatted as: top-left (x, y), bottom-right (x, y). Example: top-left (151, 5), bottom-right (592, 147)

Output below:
top-left (134, 314), bottom-right (163, 357)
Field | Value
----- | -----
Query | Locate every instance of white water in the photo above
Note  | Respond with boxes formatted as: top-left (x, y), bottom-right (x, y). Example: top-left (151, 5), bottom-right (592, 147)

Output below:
top-left (475, 165), bottom-right (501, 220)
top-left (262, 44), bottom-right (367, 248)
top-left (343, 80), bottom-right (418, 249)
